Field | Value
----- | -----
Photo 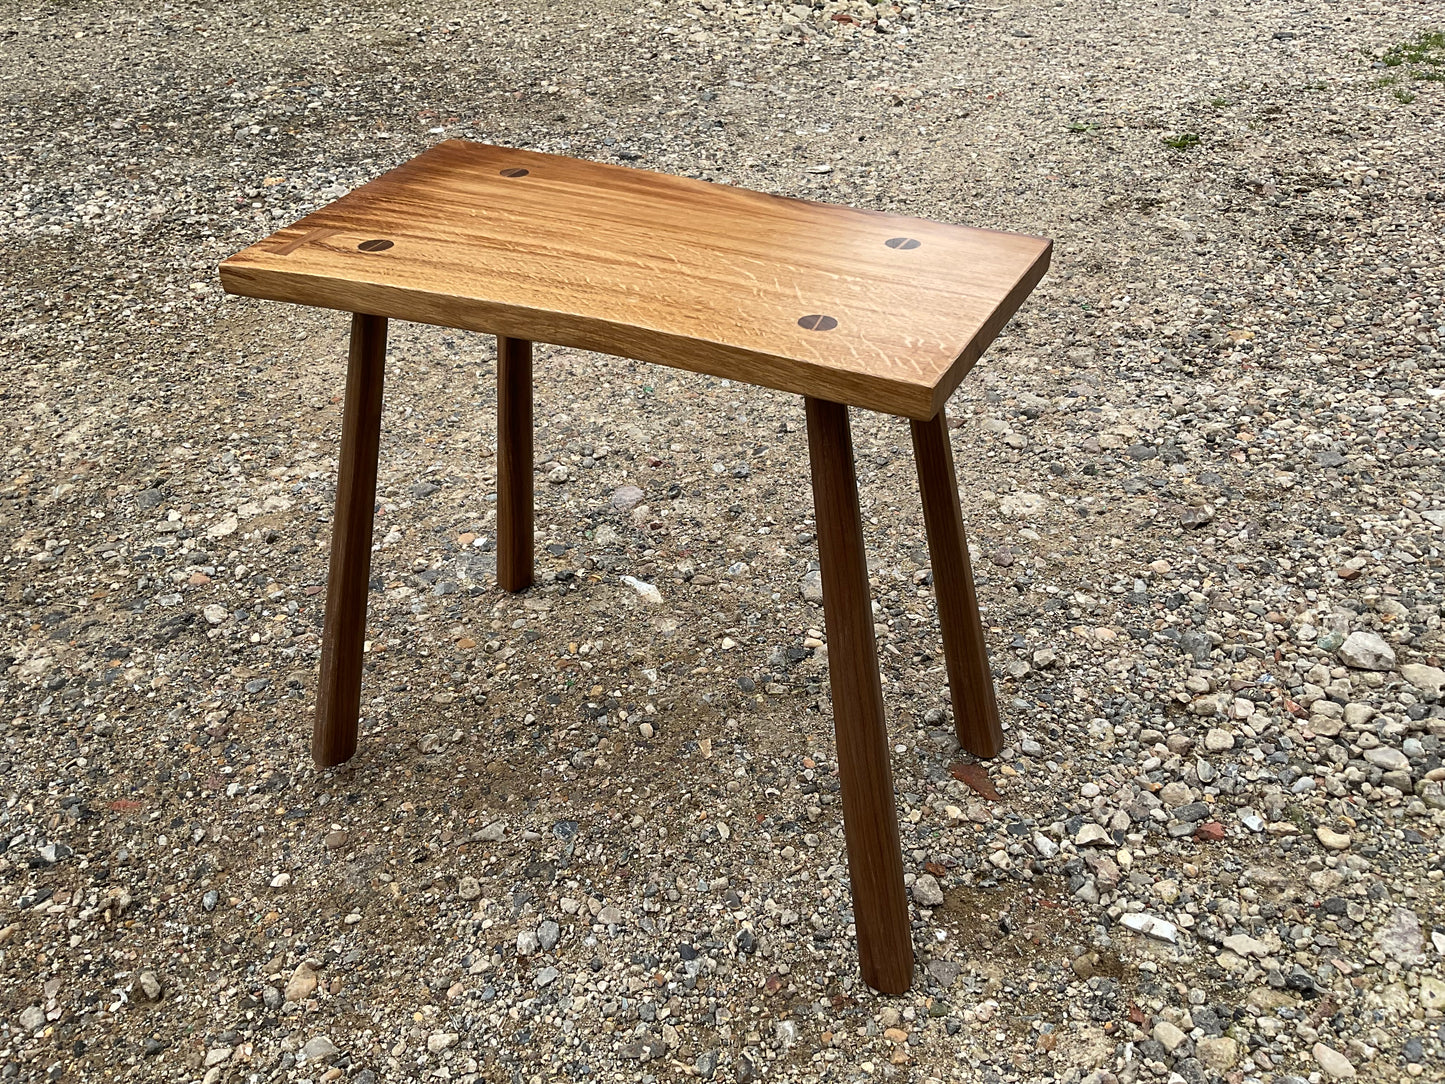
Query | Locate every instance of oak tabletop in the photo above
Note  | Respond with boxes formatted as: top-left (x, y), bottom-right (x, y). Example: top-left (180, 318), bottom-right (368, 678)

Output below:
top-left (219, 141), bottom-right (1051, 419)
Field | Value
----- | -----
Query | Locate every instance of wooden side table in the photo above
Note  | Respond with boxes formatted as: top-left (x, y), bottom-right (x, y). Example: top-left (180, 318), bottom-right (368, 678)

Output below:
top-left (219, 141), bottom-right (1051, 994)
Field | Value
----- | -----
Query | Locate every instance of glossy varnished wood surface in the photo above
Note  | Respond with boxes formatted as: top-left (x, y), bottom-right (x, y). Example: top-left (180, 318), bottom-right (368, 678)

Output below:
top-left (220, 141), bottom-right (1050, 419)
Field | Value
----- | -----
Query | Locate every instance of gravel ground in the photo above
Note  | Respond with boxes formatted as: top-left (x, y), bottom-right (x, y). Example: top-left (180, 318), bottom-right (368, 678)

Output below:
top-left (2, 2), bottom-right (1444, 1082)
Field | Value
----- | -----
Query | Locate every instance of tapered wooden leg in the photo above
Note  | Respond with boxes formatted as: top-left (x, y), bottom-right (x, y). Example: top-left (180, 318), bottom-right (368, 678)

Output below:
top-left (910, 409), bottom-right (1004, 759)
top-left (497, 336), bottom-right (533, 592)
top-left (314, 314), bottom-right (388, 768)
top-left (805, 396), bottom-right (913, 995)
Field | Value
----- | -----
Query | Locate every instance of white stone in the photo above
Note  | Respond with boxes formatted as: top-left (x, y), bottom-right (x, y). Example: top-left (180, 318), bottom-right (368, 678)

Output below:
top-left (1119, 912), bottom-right (1177, 943)
top-left (206, 515), bottom-right (238, 538)
top-left (1074, 823), bottom-right (1110, 846)
top-left (1222, 933), bottom-right (1270, 958)
top-left (999, 492), bottom-right (1045, 518)
top-left (1312, 1042), bottom-right (1356, 1079)
top-left (1337, 631), bottom-right (1395, 671)
top-left (1315, 825), bottom-right (1352, 850)
top-left (1419, 976), bottom-right (1445, 1010)
top-left (1152, 1021), bottom-right (1186, 1052)
top-left (621, 575), bottom-right (662, 605)
top-left (202, 604), bottom-right (228, 625)
top-left (1204, 728), bottom-right (1235, 752)
top-left (427, 1032), bottom-right (459, 1053)
top-left (1401, 663), bottom-right (1445, 696)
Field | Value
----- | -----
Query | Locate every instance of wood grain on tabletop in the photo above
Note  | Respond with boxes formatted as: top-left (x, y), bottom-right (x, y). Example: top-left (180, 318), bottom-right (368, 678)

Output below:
top-left (220, 141), bottom-right (1050, 419)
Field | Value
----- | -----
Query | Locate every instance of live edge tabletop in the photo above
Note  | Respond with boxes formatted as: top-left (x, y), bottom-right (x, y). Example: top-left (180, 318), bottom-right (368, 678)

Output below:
top-left (219, 140), bottom-right (1051, 420)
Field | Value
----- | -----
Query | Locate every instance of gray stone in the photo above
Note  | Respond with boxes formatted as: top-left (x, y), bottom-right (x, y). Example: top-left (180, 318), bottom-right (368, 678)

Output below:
top-left (18, 1005), bottom-right (44, 1031)
top-left (1179, 504), bottom-right (1214, 528)
top-left (137, 970), bottom-right (163, 1001)
top-left (1197, 1036), bottom-right (1238, 1070)
top-left (612, 485), bottom-right (645, 512)
top-left (1179, 629), bottom-right (1212, 664)
top-left (911, 874), bottom-right (945, 907)
top-left (1172, 802), bottom-right (1211, 824)
top-left (1364, 746), bottom-right (1410, 772)
top-left (1337, 631), bottom-right (1395, 671)
top-left (538, 919), bottom-right (560, 951)
top-left (927, 959), bottom-right (961, 988)
top-left (516, 929), bottom-right (540, 956)
top-left (457, 876), bottom-right (481, 901)
top-left (1419, 976), bottom-right (1445, 1010)
top-left (1375, 908), bottom-right (1423, 963)
top-left (38, 842), bottom-right (71, 864)
top-left (301, 1035), bottom-right (339, 1063)
top-left (1343, 702), bottom-right (1375, 727)
top-left (204, 1046), bottom-right (233, 1068)
top-left (800, 569), bottom-right (823, 602)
